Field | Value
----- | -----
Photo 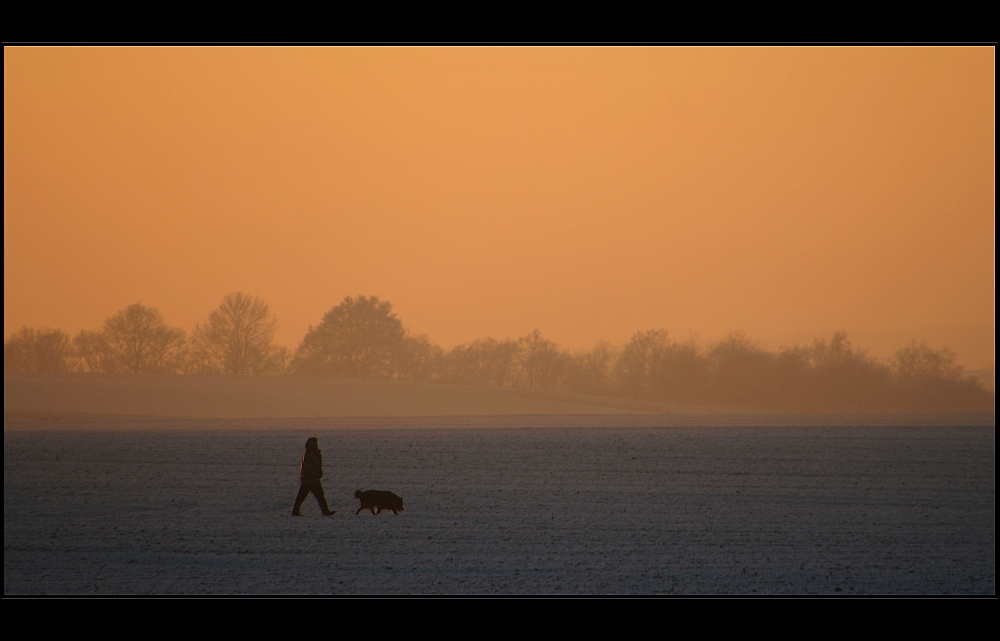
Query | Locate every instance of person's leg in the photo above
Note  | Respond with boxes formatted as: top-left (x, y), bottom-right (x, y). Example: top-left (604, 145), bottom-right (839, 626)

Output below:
top-left (310, 483), bottom-right (334, 516)
top-left (292, 484), bottom-right (310, 516)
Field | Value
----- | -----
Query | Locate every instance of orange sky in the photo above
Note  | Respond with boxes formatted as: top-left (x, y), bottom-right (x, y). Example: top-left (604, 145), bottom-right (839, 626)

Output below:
top-left (4, 47), bottom-right (995, 368)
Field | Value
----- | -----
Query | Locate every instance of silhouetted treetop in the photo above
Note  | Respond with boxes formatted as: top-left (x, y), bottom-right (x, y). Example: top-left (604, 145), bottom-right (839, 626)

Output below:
top-left (292, 296), bottom-right (406, 378)
top-left (100, 304), bottom-right (186, 374)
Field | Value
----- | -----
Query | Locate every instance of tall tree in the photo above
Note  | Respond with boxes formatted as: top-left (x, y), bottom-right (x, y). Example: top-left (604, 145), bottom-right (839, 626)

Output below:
top-left (292, 296), bottom-right (406, 378)
top-left (100, 304), bottom-right (186, 373)
top-left (191, 292), bottom-right (284, 375)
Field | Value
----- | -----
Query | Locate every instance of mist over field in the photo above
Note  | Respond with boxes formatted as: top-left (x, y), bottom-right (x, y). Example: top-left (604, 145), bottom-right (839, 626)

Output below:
top-left (4, 294), bottom-right (993, 415)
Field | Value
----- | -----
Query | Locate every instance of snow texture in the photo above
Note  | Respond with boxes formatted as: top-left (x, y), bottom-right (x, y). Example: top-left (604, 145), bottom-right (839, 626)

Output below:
top-left (5, 419), bottom-right (995, 595)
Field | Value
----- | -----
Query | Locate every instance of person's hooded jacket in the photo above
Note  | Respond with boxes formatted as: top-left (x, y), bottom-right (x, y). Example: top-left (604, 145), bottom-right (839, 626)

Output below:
top-left (300, 437), bottom-right (323, 483)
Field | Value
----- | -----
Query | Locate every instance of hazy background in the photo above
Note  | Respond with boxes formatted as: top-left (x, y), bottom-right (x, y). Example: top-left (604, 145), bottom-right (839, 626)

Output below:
top-left (4, 47), bottom-right (994, 369)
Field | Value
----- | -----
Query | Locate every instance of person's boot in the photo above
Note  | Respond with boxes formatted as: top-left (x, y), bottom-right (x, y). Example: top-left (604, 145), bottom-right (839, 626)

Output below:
top-left (314, 486), bottom-right (334, 516)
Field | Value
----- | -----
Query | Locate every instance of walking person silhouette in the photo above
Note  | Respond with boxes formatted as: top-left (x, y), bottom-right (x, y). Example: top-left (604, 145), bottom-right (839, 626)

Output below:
top-left (292, 437), bottom-right (335, 516)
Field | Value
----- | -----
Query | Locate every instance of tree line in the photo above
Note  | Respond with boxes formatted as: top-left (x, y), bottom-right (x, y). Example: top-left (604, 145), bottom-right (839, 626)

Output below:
top-left (5, 293), bottom-right (993, 412)
top-left (5, 292), bottom-right (288, 376)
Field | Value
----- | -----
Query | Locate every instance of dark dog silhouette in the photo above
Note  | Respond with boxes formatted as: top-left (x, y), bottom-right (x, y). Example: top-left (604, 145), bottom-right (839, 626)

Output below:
top-left (355, 489), bottom-right (404, 515)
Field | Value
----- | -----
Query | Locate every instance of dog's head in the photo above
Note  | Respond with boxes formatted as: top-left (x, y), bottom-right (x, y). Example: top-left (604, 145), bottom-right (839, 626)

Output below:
top-left (354, 489), bottom-right (363, 499)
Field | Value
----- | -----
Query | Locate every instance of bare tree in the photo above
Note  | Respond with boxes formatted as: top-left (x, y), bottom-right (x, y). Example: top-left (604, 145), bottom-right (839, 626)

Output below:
top-left (616, 329), bottom-right (670, 400)
top-left (4, 327), bottom-right (76, 372)
top-left (442, 337), bottom-right (519, 387)
top-left (74, 329), bottom-right (116, 373)
top-left (99, 304), bottom-right (186, 373)
top-left (191, 292), bottom-right (285, 375)
top-left (396, 333), bottom-right (445, 382)
top-left (566, 341), bottom-right (617, 395)
top-left (514, 329), bottom-right (567, 390)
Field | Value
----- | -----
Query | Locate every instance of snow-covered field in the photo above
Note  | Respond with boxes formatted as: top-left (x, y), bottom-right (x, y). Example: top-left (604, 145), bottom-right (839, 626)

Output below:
top-left (4, 417), bottom-right (995, 595)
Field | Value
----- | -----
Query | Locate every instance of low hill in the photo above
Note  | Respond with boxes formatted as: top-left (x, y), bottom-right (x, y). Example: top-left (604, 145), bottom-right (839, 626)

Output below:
top-left (8, 374), bottom-right (993, 428)
top-left (5, 373), bottom-right (710, 420)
